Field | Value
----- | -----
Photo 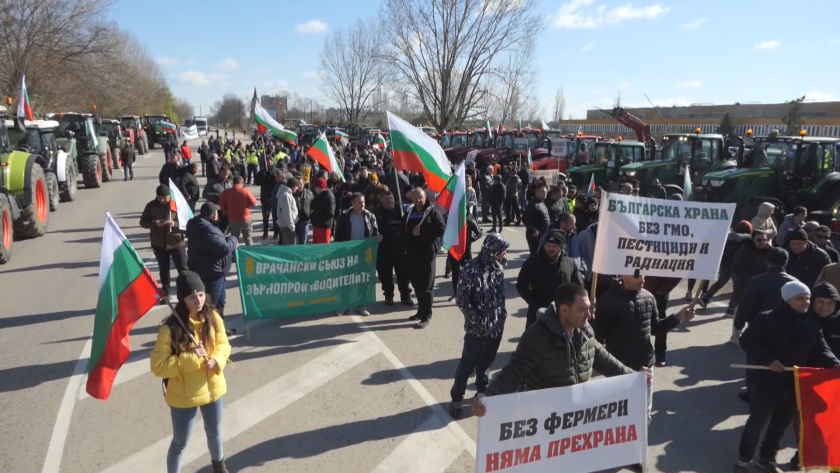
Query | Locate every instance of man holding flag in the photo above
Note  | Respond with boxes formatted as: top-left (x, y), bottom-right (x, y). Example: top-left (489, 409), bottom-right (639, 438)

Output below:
top-left (139, 185), bottom-right (188, 302)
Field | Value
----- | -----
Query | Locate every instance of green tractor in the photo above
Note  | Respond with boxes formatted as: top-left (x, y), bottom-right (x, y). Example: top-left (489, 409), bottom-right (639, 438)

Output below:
top-left (51, 112), bottom-right (113, 188)
top-left (119, 115), bottom-right (148, 155)
top-left (8, 119), bottom-right (76, 210)
top-left (0, 107), bottom-right (50, 245)
top-left (700, 132), bottom-right (840, 225)
top-left (142, 114), bottom-right (176, 149)
top-left (98, 119), bottom-right (128, 170)
top-left (619, 132), bottom-right (732, 197)
top-left (567, 140), bottom-right (647, 191)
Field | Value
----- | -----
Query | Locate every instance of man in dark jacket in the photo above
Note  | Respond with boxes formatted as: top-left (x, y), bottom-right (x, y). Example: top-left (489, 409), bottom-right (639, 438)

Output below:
top-left (202, 165), bottom-right (234, 233)
top-left (206, 153), bottom-right (221, 181)
top-left (523, 184), bottom-right (551, 255)
top-left (186, 203), bottom-right (238, 334)
top-left (293, 183), bottom-right (314, 245)
top-left (734, 281), bottom-right (840, 473)
top-left (258, 162), bottom-right (276, 239)
top-left (179, 163), bottom-right (200, 213)
top-left (489, 175), bottom-right (506, 232)
top-left (158, 153), bottom-right (182, 186)
top-left (472, 283), bottom-right (638, 416)
top-left (812, 281), bottom-right (840, 356)
top-left (480, 165), bottom-right (493, 223)
top-left (449, 233), bottom-right (510, 419)
top-left (699, 222), bottom-right (752, 308)
top-left (404, 188), bottom-right (446, 328)
top-left (311, 177), bottom-right (335, 243)
top-left (516, 230), bottom-right (583, 328)
top-left (814, 225), bottom-right (840, 263)
top-left (139, 185), bottom-right (187, 301)
top-left (334, 193), bottom-right (380, 316)
top-left (121, 141), bottom-right (136, 181)
top-left (786, 227), bottom-right (831, 288)
top-left (375, 191), bottom-right (412, 306)
top-left (503, 172), bottom-right (521, 225)
top-left (198, 141), bottom-right (210, 176)
top-left (735, 248), bottom-right (796, 333)
top-left (730, 230), bottom-right (772, 317)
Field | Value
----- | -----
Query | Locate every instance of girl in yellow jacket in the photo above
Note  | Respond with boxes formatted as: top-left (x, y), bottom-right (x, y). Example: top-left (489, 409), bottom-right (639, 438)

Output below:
top-left (151, 271), bottom-right (232, 473)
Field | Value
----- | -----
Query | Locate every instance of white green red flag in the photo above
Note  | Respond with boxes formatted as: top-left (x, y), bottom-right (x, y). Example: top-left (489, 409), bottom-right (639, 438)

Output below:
top-left (86, 213), bottom-right (162, 400)
top-left (497, 118), bottom-right (503, 136)
top-left (307, 132), bottom-right (345, 182)
top-left (160, 121), bottom-right (177, 134)
top-left (438, 162), bottom-right (467, 261)
top-left (255, 102), bottom-right (297, 144)
top-left (387, 111), bottom-right (451, 192)
top-left (541, 119), bottom-right (551, 131)
top-left (376, 134), bottom-right (386, 149)
top-left (17, 74), bottom-right (33, 121)
top-left (527, 148), bottom-right (533, 166)
top-left (587, 173), bottom-right (596, 196)
top-left (168, 178), bottom-right (194, 230)
top-left (485, 120), bottom-right (493, 138)
top-left (335, 130), bottom-right (348, 139)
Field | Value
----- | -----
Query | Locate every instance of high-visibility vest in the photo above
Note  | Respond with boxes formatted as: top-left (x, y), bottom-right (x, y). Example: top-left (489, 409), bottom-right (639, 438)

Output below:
top-left (566, 197), bottom-right (576, 213)
top-left (274, 151), bottom-right (287, 164)
top-left (246, 151), bottom-right (258, 165)
top-left (224, 149), bottom-right (232, 160)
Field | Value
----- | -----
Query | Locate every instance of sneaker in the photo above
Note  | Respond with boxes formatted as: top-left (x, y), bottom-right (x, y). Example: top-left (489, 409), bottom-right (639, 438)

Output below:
top-left (384, 298), bottom-right (395, 306)
top-left (732, 459), bottom-right (750, 473)
top-left (408, 313), bottom-right (420, 321)
top-left (401, 297), bottom-right (415, 307)
top-left (448, 401), bottom-right (463, 419)
top-left (357, 307), bottom-right (370, 316)
top-left (447, 295), bottom-right (455, 302)
top-left (684, 289), bottom-right (693, 301)
top-left (655, 358), bottom-right (666, 367)
top-left (414, 319), bottom-right (431, 329)
top-left (698, 297), bottom-right (709, 309)
top-left (789, 451), bottom-right (801, 471)
top-left (212, 459), bottom-right (229, 473)
top-left (756, 458), bottom-right (783, 473)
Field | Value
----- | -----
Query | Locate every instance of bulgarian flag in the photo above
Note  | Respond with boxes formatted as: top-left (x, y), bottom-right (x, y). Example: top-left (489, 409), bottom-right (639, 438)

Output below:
top-left (438, 162), bottom-right (467, 261)
top-left (485, 120), bottom-right (493, 138)
top-left (795, 366), bottom-right (840, 469)
top-left (17, 74), bottom-right (33, 121)
top-left (255, 101), bottom-right (297, 144)
top-left (335, 130), bottom-right (348, 140)
top-left (527, 148), bottom-right (533, 166)
top-left (160, 121), bottom-right (177, 134)
top-left (587, 173), bottom-right (596, 196)
top-left (168, 178), bottom-right (194, 231)
top-left (387, 111), bottom-right (451, 193)
top-left (307, 132), bottom-right (345, 182)
top-left (86, 213), bottom-right (163, 400)
top-left (376, 134), bottom-right (386, 149)
top-left (497, 118), bottom-right (503, 136)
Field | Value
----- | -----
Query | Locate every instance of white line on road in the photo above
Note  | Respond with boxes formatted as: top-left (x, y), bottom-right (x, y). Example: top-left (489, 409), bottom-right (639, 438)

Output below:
top-left (371, 413), bottom-right (468, 473)
top-left (41, 336), bottom-right (92, 473)
top-left (99, 335), bottom-right (381, 473)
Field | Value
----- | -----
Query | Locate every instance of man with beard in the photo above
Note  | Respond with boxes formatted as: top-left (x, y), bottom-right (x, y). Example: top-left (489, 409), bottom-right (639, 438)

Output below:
top-left (785, 228), bottom-right (831, 288)
top-left (404, 188), bottom-right (446, 329)
top-left (523, 184), bottom-right (550, 255)
top-left (375, 191), bottom-right (413, 306)
top-left (516, 230), bottom-right (583, 328)
top-left (140, 185), bottom-right (188, 302)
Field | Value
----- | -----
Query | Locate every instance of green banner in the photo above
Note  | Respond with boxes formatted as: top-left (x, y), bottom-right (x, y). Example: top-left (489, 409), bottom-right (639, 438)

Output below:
top-left (236, 238), bottom-right (379, 322)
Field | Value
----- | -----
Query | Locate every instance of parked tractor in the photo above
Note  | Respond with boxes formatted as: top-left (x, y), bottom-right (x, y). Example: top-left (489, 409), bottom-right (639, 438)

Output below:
top-left (119, 115), bottom-right (148, 154)
top-left (51, 112), bottom-right (112, 188)
top-left (533, 133), bottom-right (602, 173)
top-left (98, 119), bottom-right (128, 170)
top-left (8, 119), bottom-right (76, 209)
top-left (0, 107), bottom-right (50, 243)
top-left (567, 140), bottom-right (647, 191)
top-left (142, 114), bottom-right (176, 149)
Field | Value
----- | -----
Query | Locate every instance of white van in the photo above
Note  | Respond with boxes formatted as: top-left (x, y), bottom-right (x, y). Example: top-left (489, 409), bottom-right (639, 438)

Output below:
top-left (193, 116), bottom-right (209, 136)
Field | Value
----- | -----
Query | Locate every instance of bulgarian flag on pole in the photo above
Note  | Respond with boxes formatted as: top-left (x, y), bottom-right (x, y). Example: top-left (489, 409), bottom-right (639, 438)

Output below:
top-left (168, 178), bottom-right (194, 230)
top-left (497, 118), bottom-right (503, 136)
top-left (485, 119), bottom-right (494, 139)
top-left (160, 121), bottom-right (177, 134)
top-left (17, 74), bottom-right (33, 121)
top-left (387, 111), bottom-right (451, 193)
top-left (307, 132), bottom-right (345, 182)
top-left (86, 213), bottom-right (163, 400)
top-left (437, 162), bottom-right (467, 261)
top-left (255, 101), bottom-right (297, 144)
top-left (376, 133), bottom-right (386, 149)
top-left (527, 148), bottom-right (533, 166)
top-left (795, 366), bottom-right (840, 469)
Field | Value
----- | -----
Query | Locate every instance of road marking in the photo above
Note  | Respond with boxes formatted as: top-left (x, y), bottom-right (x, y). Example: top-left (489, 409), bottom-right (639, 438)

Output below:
top-left (371, 413), bottom-right (468, 473)
top-left (100, 335), bottom-right (380, 473)
top-left (351, 316), bottom-right (477, 457)
top-left (41, 336), bottom-right (92, 473)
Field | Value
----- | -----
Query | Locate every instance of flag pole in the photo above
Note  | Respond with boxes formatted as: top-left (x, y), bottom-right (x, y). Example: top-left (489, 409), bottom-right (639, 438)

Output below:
top-left (162, 298), bottom-right (210, 362)
top-left (731, 364), bottom-right (794, 372)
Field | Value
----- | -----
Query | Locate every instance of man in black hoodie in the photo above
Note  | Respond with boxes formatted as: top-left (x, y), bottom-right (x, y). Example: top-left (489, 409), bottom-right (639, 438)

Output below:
top-left (375, 191), bottom-right (413, 307)
top-left (523, 184), bottom-right (550, 255)
top-left (158, 153), bottom-right (182, 186)
top-left (186, 202), bottom-right (238, 335)
top-left (179, 163), bottom-right (200, 213)
top-left (785, 227), bottom-right (831, 288)
top-left (257, 162), bottom-right (276, 239)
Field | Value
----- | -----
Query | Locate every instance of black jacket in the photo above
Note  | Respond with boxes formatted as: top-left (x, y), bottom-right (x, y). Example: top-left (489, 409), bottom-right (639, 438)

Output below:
top-left (721, 231), bottom-right (750, 268)
top-left (490, 182), bottom-right (506, 206)
top-left (402, 202), bottom-right (445, 259)
top-left (295, 188), bottom-right (314, 224)
top-left (516, 247), bottom-right (583, 321)
top-left (523, 198), bottom-right (550, 235)
top-left (139, 199), bottom-right (185, 250)
top-left (375, 206), bottom-right (405, 254)
top-left (731, 239), bottom-right (771, 301)
top-left (594, 279), bottom-right (681, 370)
top-left (202, 176), bottom-right (233, 205)
top-left (311, 189), bottom-right (336, 229)
top-left (121, 145), bottom-right (135, 165)
top-left (740, 302), bottom-right (839, 387)
top-left (158, 162), bottom-right (182, 187)
top-left (823, 243), bottom-right (840, 264)
top-left (258, 172), bottom-right (275, 205)
top-left (185, 215), bottom-right (237, 281)
top-left (546, 196), bottom-right (569, 223)
top-left (786, 242), bottom-right (831, 288)
top-left (816, 310), bottom-right (840, 357)
top-left (180, 172), bottom-right (200, 202)
top-left (334, 209), bottom-right (379, 242)
top-left (486, 304), bottom-right (633, 396)
top-left (734, 267), bottom-right (797, 330)
top-left (206, 160), bottom-right (220, 181)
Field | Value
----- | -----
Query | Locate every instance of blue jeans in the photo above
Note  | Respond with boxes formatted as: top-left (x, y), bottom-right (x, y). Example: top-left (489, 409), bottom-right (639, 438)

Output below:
top-left (123, 161), bottom-right (133, 180)
top-left (203, 277), bottom-right (227, 316)
top-left (167, 397), bottom-right (224, 473)
top-left (450, 334), bottom-right (502, 402)
top-left (295, 223), bottom-right (310, 245)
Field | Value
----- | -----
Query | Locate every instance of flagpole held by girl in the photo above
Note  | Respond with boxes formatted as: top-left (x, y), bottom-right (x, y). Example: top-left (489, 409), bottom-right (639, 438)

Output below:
top-left (150, 271), bottom-right (232, 473)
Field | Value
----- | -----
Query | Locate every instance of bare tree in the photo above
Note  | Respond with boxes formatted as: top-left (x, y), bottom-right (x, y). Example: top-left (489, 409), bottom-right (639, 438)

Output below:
top-left (552, 88), bottom-right (566, 124)
top-left (521, 96), bottom-right (543, 123)
top-left (320, 19), bottom-right (382, 124)
top-left (173, 98), bottom-right (194, 123)
top-left (380, 0), bottom-right (540, 133)
top-left (209, 94), bottom-right (245, 129)
top-left (493, 38), bottom-right (536, 127)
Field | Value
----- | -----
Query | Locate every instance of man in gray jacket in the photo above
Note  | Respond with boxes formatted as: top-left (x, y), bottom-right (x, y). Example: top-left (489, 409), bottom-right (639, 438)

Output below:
top-left (276, 177), bottom-right (300, 245)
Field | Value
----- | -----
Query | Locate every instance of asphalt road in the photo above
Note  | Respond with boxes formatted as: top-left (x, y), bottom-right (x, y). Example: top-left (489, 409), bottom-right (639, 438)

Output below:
top-left (0, 142), bottom-right (808, 473)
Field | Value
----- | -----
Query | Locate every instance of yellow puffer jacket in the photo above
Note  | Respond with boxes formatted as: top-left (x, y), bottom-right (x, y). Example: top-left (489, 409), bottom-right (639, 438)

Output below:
top-left (150, 313), bottom-right (231, 409)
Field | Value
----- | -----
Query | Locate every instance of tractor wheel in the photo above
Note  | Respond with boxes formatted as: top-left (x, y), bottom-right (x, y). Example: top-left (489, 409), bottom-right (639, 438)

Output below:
top-left (0, 194), bottom-right (12, 264)
top-left (112, 148), bottom-right (121, 169)
top-left (80, 154), bottom-right (102, 188)
top-left (59, 157), bottom-right (77, 202)
top-left (46, 171), bottom-right (59, 212)
top-left (101, 151), bottom-right (112, 183)
top-left (142, 137), bottom-right (149, 154)
top-left (13, 164), bottom-right (49, 239)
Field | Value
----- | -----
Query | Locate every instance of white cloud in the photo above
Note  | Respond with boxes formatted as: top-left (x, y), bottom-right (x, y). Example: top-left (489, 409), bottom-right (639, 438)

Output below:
top-left (186, 58), bottom-right (196, 65)
top-left (754, 40), bottom-right (780, 50)
top-left (264, 80), bottom-right (290, 91)
top-left (176, 71), bottom-right (228, 87)
top-left (581, 42), bottom-right (594, 52)
top-left (155, 57), bottom-right (177, 66)
top-left (676, 80), bottom-right (702, 88)
top-left (303, 70), bottom-right (326, 81)
top-left (682, 18), bottom-right (706, 30)
top-left (807, 91), bottom-right (834, 102)
top-left (214, 58), bottom-right (239, 71)
top-left (552, 0), bottom-right (668, 29)
top-left (295, 20), bottom-right (327, 34)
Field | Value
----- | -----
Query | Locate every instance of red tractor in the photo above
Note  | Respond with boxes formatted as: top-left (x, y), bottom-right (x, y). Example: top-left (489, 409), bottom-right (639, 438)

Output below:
top-left (118, 115), bottom-right (148, 155)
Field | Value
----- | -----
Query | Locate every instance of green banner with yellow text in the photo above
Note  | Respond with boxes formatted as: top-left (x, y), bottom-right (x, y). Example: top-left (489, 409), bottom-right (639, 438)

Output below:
top-left (236, 238), bottom-right (378, 321)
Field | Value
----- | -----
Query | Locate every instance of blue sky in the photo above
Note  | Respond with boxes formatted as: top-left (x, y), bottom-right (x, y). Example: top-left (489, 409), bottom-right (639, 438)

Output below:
top-left (114, 0), bottom-right (840, 119)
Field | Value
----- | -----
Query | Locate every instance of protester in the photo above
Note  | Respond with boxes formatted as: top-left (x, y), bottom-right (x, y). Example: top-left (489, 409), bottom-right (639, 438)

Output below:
top-left (648, 178), bottom-right (667, 199)
top-left (579, 221), bottom-right (605, 296)
top-left (730, 230), bottom-right (772, 317)
top-left (785, 227), bottom-right (831, 288)
top-left (293, 180), bottom-right (314, 245)
top-left (186, 203), bottom-right (238, 332)
top-left (334, 193), bottom-right (381, 316)
top-left (814, 225), bottom-right (839, 263)
top-left (812, 281), bottom-right (840, 355)
top-left (449, 233), bottom-right (510, 419)
top-left (698, 220), bottom-right (752, 308)
top-left (776, 206), bottom-right (807, 247)
top-left (159, 153), bottom-right (182, 187)
top-left (489, 175), bottom-right (506, 232)
top-left (150, 271), bottom-right (231, 473)
top-left (363, 174), bottom-right (389, 213)
top-left (206, 153), bottom-right (220, 181)
top-left (517, 229), bottom-right (583, 328)
top-left (139, 185), bottom-right (187, 302)
top-left (275, 177), bottom-right (300, 246)
top-left (375, 191), bottom-right (413, 306)
top-left (734, 281), bottom-right (840, 473)
top-left (574, 196), bottom-right (599, 233)
top-left (202, 165), bottom-right (234, 232)
top-left (179, 163), bottom-right (200, 213)
top-left (198, 141), bottom-right (210, 176)
top-left (245, 145), bottom-right (259, 185)
top-left (446, 213), bottom-right (482, 301)
top-left (503, 171), bottom-right (521, 225)
top-left (179, 141), bottom-right (192, 164)
top-left (219, 176), bottom-right (257, 246)
top-left (311, 177), bottom-right (336, 244)
top-left (541, 212), bottom-right (584, 273)
top-left (121, 141), bottom-right (135, 181)
top-left (480, 165), bottom-right (493, 223)
top-left (404, 188), bottom-right (446, 329)
top-left (546, 186), bottom-right (569, 223)
top-left (257, 163), bottom-right (276, 239)
top-left (523, 184), bottom-right (550, 255)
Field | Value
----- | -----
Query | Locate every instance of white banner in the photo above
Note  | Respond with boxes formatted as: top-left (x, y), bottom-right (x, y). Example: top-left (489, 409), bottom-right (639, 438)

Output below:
top-left (592, 192), bottom-right (735, 280)
top-left (179, 124), bottom-right (199, 140)
top-left (466, 149), bottom-right (478, 165)
top-left (551, 139), bottom-right (567, 157)
top-left (476, 373), bottom-right (648, 473)
top-left (530, 169), bottom-right (561, 186)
